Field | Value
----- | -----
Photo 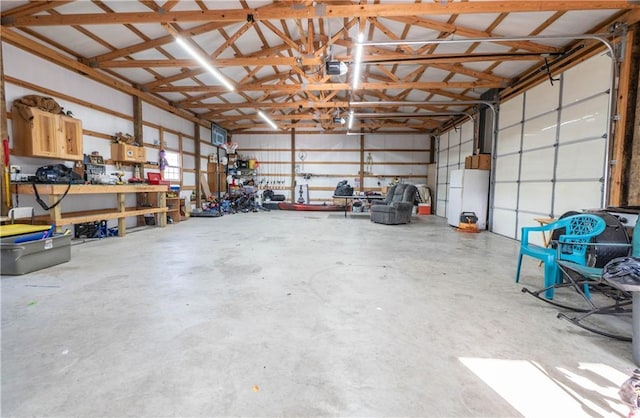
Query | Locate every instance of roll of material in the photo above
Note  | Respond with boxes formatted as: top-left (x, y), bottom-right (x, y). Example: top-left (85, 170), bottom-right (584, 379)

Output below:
top-left (553, 211), bottom-right (631, 268)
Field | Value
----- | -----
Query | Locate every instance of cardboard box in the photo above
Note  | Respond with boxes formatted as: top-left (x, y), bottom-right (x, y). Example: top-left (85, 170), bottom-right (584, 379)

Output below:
top-left (470, 154), bottom-right (491, 170)
top-left (464, 155), bottom-right (472, 169)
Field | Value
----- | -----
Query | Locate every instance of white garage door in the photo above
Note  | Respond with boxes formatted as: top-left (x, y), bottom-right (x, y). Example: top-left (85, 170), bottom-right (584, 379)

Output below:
top-left (492, 53), bottom-right (611, 241)
top-left (435, 120), bottom-right (475, 217)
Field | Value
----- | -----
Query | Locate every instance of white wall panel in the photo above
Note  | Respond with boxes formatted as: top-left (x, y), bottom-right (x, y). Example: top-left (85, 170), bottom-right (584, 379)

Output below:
top-left (520, 148), bottom-right (555, 180)
top-left (182, 154), bottom-right (195, 169)
top-left (83, 135), bottom-right (112, 159)
top-left (498, 95), bottom-right (523, 129)
top-left (183, 172), bottom-right (196, 187)
top-left (182, 138), bottom-right (195, 154)
top-left (522, 113), bottom-right (557, 150)
top-left (163, 132), bottom-right (180, 150)
top-left (558, 94), bottom-right (608, 142)
top-left (142, 102), bottom-right (193, 135)
top-left (524, 80), bottom-right (560, 118)
top-left (4, 44), bottom-right (131, 113)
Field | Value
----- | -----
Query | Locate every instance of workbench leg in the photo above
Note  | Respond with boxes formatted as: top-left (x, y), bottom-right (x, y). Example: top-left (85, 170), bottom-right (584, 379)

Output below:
top-left (158, 191), bottom-right (167, 227)
top-left (117, 192), bottom-right (126, 237)
top-left (49, 194), bottom-right (63, 233)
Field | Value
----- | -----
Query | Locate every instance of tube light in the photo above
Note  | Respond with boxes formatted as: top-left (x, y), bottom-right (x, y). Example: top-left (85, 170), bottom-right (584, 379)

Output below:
top-left (258, 110), bottom-right (278, 130)
top-left (348, 110), bottom-right (355, 130)
top-left (175, 36), bottom-right (235, 92)
top-left (351, 33), bottom-right (364, 90)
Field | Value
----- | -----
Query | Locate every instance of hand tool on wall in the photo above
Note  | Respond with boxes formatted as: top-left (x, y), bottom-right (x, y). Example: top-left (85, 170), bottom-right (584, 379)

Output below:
top-left (3, 138), bottom-right (11, 210)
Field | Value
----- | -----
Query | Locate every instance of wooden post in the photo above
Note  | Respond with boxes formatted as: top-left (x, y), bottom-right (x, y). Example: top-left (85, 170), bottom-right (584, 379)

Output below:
top-left (0, 39), bottom-right (9, 214)
top-left (359, 131), bottom-right (365, 192)
top-left (133, 96), bottom-right (142, 146)
top-left (628, 28), bottom-right (640, 206)
top-left (178, 133), bottom-right (183, 190)
top-left (194, 122), bottom-right (201, 205)
top-left (609, 28), bottom-right (636, 206)
top-left (117, 192), bottom-right (126, 237)
top-left (290, 128), bottom-right (295, 202)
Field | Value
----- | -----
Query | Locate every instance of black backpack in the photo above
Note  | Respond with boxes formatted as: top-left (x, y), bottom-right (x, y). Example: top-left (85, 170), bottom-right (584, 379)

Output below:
top-left (334, 180), bottom-right (354, 196)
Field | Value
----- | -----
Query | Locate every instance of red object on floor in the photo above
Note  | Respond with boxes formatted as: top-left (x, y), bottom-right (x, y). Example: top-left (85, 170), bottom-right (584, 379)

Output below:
top-left (278, 202), bottom-right (345, 212)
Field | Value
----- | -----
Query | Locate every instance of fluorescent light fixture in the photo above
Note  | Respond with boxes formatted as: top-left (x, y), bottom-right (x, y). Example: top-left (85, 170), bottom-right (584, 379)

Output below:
top-left (351, 33), bottom-right (364, 90)
top-left (175, 36), bottom-right (235, 92)
top-left (258, 110), bottom-right (278, 130)
top-left (348, 110), bottom-right (355, 130)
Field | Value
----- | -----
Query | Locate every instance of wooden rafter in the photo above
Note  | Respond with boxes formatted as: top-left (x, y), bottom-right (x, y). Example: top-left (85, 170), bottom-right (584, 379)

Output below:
top-left (4, 2), bottom-right (637, 26)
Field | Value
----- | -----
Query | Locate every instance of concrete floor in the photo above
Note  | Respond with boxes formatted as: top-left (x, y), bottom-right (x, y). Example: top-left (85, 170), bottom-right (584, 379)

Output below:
top-left (1, 211), bottom-right (636, 417)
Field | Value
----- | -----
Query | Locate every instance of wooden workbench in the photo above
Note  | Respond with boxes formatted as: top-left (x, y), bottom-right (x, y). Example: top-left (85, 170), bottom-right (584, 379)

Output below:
top-left (14, 183), bottom-right (169, 236)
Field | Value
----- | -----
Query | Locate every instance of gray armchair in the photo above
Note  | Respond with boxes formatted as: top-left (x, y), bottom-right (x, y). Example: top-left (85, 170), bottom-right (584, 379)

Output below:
top-left (370, 183), bottom-right (418, 225)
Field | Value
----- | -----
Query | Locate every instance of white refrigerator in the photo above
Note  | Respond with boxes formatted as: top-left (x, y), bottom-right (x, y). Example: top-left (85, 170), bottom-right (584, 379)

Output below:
top-left (447, 169), bottom-right (490, 230)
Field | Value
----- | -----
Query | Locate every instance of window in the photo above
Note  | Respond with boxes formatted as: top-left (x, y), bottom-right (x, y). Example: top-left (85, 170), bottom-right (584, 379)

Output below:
top-left (163, 151), bottom-right (180, 181)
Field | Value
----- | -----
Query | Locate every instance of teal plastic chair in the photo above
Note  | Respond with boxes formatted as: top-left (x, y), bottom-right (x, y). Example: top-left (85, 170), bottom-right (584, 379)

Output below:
top-left (516, 213), bottom-right (606, 299)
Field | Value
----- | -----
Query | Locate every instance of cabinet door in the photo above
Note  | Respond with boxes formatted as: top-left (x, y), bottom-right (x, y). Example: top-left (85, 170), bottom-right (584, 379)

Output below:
top-left (59, 115), bottom-right (83, 160)
top-left (31, 109), bottom-right (58, 156)
top-left (135, 146), bottom-right (146, 163)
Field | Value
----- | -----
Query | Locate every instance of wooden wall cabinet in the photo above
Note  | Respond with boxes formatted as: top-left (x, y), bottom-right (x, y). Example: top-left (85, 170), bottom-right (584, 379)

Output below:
top-left (11, 106), bottom-right (84, 160)
top-left (111, 143), bottom-right (146, 163)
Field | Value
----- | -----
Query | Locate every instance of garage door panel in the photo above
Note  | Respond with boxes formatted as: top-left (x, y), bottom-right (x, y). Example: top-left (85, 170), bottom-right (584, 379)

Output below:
top-left (522, 113), bottom-right (558, 150)
top-left (517, 213), bottom-right (547, 244)
top-left (520, 148), bottom-right (555, 181)
top-left (499, 95), bottom-right (523, 129)
top-left (525, 81), bottom-right (560, 119)
top-left (497, 125), bottom-right (522, 155)
top-left (518, 182), bottom-right (552, 215)
top-left (492, 208), bottom-right (517, 239)
top-left (554, 181), bottom-right (602, 216)
top-left (559, 94), bottom-right (608, 143)
top-left (563, 53), bottom-right (611, 104)
top-left (449, 145), bottom-right (461, 166)
top-left (460, 120), bottom-right (473, 141)
top-left (460, 139), bottom-right (473, 156)
top-left (494, 182), bottom-right (518, 209)
top-left (556, 139), bottom-right (605, 179)
top-left (494, 154), bottom-right (520, 182)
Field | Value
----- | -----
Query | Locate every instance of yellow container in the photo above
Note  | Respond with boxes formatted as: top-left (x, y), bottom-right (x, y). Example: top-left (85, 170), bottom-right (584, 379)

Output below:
top-left (248, 159), bottom-right (256, 169)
